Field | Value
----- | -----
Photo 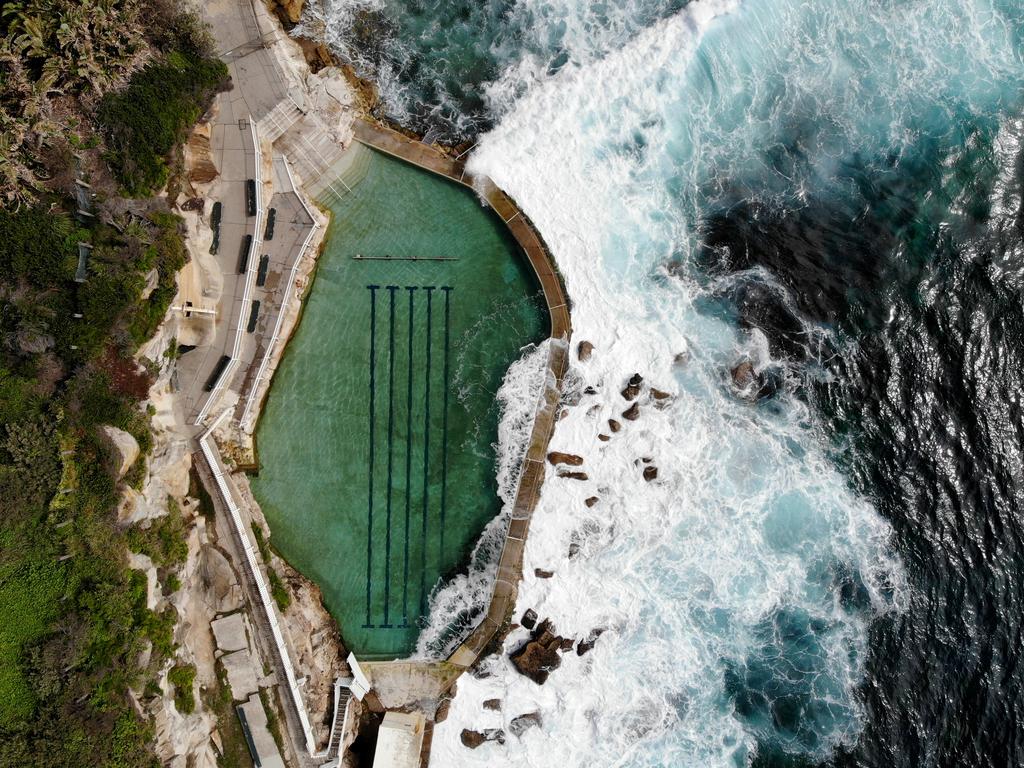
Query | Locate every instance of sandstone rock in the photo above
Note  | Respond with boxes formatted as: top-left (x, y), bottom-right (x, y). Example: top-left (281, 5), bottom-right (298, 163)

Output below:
top-left (510, 624), bottom-right (563, 685)
top-left (731, 361), bottom-right (756, 389)
top-left (483, 698), bottom-right (502, 711)
top-left (101, 425), bottom-right (140, 479)
top-left (621, 373), bottom-right (643, 400)
top-left (521, 609), bottom-right (538, 630)
top-left (577, 340), bottom-right (594, 361)
top-left (435, 697), bottom-right (452, 723)
top-left (560, 637), bottom-right (575, 651)
top-left (557, 470), bottom-right (588, 481)
top-left (509, 711), bottom-right (543, 737)
top-left (651, 389), bottom-right (671, 400)
top-left (547, 452), bottom-right (584, 466)
top-left (643, 466), bottom-right (658, 482)
top-left (187, 124), bottom-right (217, 185)
top-left (461, 729), bottom-right (505, 748)
top-left (608, 418), bottom-right (621, 433)
top-left (622, 402), bottom-right (640, 421)
top-left (584, 496), bottom-right (599, 507)
top-left (534, 568), bottom-right (554, 579)
top-left (598, 433), bottom-right (610, 441)
top-left (276, 0), bottom-right (304, 23)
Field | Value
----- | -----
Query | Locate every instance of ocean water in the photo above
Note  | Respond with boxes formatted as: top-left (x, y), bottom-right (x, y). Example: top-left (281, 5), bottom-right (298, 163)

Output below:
top-left (310, 0), bottom-right (1024, 764)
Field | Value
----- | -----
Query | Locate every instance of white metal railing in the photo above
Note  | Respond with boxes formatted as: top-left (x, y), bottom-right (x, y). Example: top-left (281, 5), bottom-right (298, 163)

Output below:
top-left (195, 117), bottom-right (266, 426)
top-left (199, 411), bottom-right (317, 753)
top-left (239, 156), bottom-right (320, 432)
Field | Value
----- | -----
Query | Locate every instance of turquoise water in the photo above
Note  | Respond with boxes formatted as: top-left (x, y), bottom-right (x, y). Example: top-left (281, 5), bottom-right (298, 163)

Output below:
top-left (251, 149), bottom-right (546, 658)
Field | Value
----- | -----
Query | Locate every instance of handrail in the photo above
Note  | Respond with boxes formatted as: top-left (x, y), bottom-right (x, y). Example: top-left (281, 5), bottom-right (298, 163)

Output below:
top-left (239, 156), bottom-right (320, 433)
top-left (198, 411), bottom-right (317, 753)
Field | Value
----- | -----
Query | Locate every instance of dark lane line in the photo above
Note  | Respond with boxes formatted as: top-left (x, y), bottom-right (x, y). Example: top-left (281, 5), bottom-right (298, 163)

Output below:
top-left (382, 285), bottom-right (398, 628)
top-left (364, 285), bottom-right (379, 629)
top-left (440, 286), bottom-right (453, 565)
top-left (420, 286), bottom-right (435, 616)
top-left (402, 286), bottom-right (416, 628)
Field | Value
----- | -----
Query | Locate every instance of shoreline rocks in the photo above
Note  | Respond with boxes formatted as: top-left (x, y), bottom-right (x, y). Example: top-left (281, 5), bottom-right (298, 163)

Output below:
top-left (547, 451), bottom-right (584, 466)
top-left (621, 373), bottom-right (643, 400)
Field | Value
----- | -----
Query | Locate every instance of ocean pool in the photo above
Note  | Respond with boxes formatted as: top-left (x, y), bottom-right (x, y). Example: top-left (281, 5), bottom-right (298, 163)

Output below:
top-left (251, 147), bottom-right (546, 658)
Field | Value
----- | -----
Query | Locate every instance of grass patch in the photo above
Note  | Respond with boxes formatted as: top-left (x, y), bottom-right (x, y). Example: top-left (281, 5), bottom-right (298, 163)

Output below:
top-left (168, 663), bottom-right (196, 715)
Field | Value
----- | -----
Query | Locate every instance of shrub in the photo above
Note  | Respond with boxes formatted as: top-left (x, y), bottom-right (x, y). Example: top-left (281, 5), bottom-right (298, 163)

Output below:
top-left (98, 52), bottom-right (228, 196)
top-left (168, 664), bottom-right (196, 715)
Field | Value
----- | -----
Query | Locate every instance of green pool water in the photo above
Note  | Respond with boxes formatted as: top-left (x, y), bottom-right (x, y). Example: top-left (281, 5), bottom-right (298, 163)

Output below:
top-left (251, 148), bottom-right (546, 659)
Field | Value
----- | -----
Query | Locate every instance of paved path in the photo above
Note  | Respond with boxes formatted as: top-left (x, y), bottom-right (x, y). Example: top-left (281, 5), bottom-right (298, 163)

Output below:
top-left (351, 119), bottom-right (573, 671)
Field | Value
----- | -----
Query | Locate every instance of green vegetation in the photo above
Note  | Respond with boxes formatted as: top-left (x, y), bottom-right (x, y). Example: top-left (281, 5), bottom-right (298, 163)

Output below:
top-left (0, 0), bottom-right (227, 764)
top-left (127, 497), bottom-right (189, 568)
top-left (98, 53), bottom-right (228, 197)
top-left (168, 664), bottom-right (196, 715)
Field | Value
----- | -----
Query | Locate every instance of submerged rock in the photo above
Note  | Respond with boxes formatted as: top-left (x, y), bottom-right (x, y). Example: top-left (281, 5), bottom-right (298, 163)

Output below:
top-left (483, 699), bottom-right (502, 711)
top-left (558, 470), bottom-right (588, 481)
top-left (547, 451), bottom-right (584, 466)
top-left (622, 402), bottom-right (640, 421)
top-left (461, 729), bottom-right (505, 748)
top-left (621, 373), bottom-right (644, 400)
top-left (577, 340), bottom-right (594, 361)
top-left (510, 712), bottom-right (543, 737)
top-left (576, 628), bottom-right (606, 657)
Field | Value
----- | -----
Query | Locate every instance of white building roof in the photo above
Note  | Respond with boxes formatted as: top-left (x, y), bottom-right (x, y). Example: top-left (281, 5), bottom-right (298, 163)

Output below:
top-left (373, 711), bottom-right (426, 768)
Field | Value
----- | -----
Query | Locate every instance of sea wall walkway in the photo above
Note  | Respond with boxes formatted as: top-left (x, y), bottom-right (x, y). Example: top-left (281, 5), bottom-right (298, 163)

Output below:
top-left (351, 119), bottom-right (572, 669)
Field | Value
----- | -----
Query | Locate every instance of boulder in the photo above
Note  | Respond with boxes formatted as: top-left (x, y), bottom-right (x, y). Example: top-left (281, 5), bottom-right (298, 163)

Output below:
top-left (621, 373), bottom-right (643, 400)
top-left (557, 470), bottom-right (588, 481)
top-left (577, 340), bottom-right (594, 361)
top-left (584, 496), bottom-right (599, 507)
top-left (622, 402), bottom-right (640, 421)
top-left (509, 712), bottom-right (543, 737)
top-left (651, 389), bottom-right (671, 400)
top-left (547, 452), bottom-right (584, 466)
top-left (608, 418), bottom-right (621, 433)
top-left (643, 466), bottom-right (658, 482)
top-left (731, 361), bottom-right (756, 389)
top-left (598, 434), bottom-right (610, 441)
top-left (583, 386), bottom-right (597, 395)
top-left (276, 0), bottom-right (304, 23)
top-left (435, 698), bottom-right (452, 723)
top-left (483, 699), bottom-right (502, 711)
top-left (510, 624), bottom-right (563, 685)
top-left (101, 425), bottom-right (140, 479)
top-left (461, 729), bottom-right (505, 748)
top-left (534, 568), bottom-right (554, 579)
